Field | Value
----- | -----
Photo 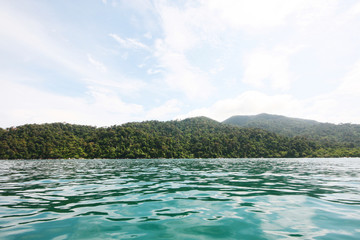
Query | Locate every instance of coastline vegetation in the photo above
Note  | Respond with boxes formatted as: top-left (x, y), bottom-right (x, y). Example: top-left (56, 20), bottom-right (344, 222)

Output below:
top-left (1, 116), bottom-right (360, 159)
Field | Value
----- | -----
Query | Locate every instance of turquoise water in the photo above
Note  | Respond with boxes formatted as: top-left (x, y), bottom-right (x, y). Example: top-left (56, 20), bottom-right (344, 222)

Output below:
top-left (0, 159), bottom-right (360, 239)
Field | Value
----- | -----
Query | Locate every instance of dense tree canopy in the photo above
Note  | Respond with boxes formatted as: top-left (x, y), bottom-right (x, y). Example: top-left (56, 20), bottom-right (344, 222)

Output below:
top-left (1, 117), bottom-right (359, 159)
top-left (223, 113), bottom-right (360, 147)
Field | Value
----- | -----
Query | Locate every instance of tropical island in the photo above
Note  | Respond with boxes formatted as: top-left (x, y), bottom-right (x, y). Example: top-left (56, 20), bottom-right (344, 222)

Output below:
top-left (1, 113), bottom-right (360, 159)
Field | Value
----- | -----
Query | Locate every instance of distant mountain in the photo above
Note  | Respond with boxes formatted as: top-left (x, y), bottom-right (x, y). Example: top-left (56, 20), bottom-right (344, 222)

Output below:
top-left (223, 113), bottom-right (320, 136)
top-left (0, 117), bottom-right (326, 159)
top-left (1, 115), bottom-right (360, 159)
top-left (223, 113), bottom-right (360, 147)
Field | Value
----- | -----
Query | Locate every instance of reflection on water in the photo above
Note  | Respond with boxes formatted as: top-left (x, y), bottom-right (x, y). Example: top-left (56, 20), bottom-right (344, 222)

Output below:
top-left (0, 158), bottom-right (360, 239)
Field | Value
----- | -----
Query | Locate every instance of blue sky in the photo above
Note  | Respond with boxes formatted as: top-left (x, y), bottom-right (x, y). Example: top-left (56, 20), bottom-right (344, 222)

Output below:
top-left (1, 0), bottom-right (360, 127)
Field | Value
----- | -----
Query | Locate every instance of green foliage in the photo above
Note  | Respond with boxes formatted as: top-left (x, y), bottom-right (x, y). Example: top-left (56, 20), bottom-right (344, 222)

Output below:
top-left (224, 113), bottom-right (360, 147)
top-left (0, 117), bottom-right (359, 159)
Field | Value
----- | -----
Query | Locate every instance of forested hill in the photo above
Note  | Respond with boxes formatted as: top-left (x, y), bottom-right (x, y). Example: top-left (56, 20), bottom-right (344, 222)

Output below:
top-left (2, 116), bottom-right (357, 159)
top-left (223, 113), bottom-right (360, 147)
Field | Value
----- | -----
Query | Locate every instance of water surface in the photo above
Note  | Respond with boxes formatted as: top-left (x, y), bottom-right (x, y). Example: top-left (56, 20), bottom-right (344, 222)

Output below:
top-left (1, 158), bottom-right (360, 239)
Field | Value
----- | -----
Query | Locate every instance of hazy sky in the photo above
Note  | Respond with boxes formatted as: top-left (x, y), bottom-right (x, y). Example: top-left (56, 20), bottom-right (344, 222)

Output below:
top-left (1, 0), bottom-right (360, 127)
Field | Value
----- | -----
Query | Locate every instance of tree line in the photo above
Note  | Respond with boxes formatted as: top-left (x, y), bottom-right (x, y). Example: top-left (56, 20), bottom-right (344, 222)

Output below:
top-left (1, 117), bottom-right (360, 159)
top-left (223, 113), bottom-right (360, 147)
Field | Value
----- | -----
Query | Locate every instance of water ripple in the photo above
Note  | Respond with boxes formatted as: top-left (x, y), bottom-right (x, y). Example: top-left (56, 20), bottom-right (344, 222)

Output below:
top-left (1, 158), bottom-right (360, 239)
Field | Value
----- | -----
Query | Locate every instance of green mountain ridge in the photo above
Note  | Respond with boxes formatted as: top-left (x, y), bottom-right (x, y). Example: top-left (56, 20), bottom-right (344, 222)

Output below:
top-left (1, 115), bottom-right (360, 159)
top-left (223, 113), bottom-right (360, 147)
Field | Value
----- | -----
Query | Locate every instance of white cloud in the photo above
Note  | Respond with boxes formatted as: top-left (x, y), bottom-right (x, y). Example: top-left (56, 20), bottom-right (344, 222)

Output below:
top-left (205, 0), bottom-right (296, 28)
top-left (305, 59), bottom-right (360, 124)
top-left (0, 79), bottom-right (144, 128)
top-left (152, 3), bottom-right (215, 99)
top-left (87, 54), bottom-right (107, 73)
top-left (210, 65), bottom-right (224, 75)
top-left (179, 58), bottom-right (360, 124)
top-left (0, 3), bottom-right (148, 127)
top-left (0, 3), bottom-right (146, 93)
top-left (335, 2), bottom-right (360, 26)
top-left (154, 39), bottom-right (214, 99)
top-left (349, 1), bottom-right (360, 15)
top-left (177, 91), bottom-right (303, 121)
top-left (85, 77), bottom-right (146, 96)
top-left (87, 86), bottom-right (143, 115)
top-left (242, 47), bottom-right (300, 90)
top-left (155, 2), bottom-right (199, 51)
top-left (0, 4), bottom-right (86, 75)
top-left (144, 32), bottom-right (152, 39)
top-left (147, 68), bottom-right (162, 75)
top-left (150, 0), bottom-right (337, 99)
top-left (203, 0), bottom-right (338, 30)
top-left (337, 60), bottom-right (360, 95)
top-left (146, 99), bottom-right (182, 120)
top-left (2, 0), bottom-right (360, 127)
top-left (109, 33), bottom-right (149, 50)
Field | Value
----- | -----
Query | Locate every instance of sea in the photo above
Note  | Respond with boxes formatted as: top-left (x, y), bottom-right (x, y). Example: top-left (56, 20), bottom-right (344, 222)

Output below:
top-left (0, 158), bottom-right (359, 239)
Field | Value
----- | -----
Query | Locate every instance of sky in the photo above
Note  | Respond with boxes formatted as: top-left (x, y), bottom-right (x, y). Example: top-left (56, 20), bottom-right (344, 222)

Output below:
top-left (1, 0), bottom-right (360, 128)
